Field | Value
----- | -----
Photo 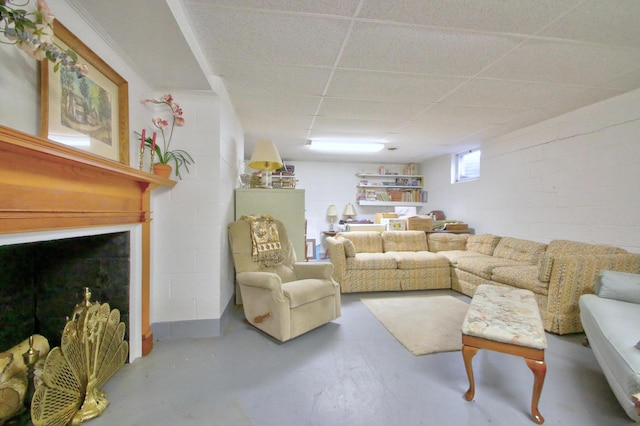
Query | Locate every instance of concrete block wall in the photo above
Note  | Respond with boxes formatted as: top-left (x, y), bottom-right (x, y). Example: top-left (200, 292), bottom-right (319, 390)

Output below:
top-left (422, 88), bottom-right (640, 253)
top-left (150, 92), bottom-right (243, 338)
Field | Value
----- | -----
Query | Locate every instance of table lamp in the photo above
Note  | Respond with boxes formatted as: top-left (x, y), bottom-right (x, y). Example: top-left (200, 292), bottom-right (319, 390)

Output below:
top-left (327, 204), bottom-right (338, 231)
top-left (343, 203), bottom-right (357, 221)
top-left (248, 139), bottom-right (283, 188)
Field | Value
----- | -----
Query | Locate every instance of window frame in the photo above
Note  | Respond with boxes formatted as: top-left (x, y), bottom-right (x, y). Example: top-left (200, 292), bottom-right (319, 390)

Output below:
top-left (452, 148), bottom-right (481, 183)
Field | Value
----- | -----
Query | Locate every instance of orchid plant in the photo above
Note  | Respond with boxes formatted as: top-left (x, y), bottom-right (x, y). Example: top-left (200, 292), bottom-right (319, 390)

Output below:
top-left (139, 94), bottom-right (194, 178)
top-left (0, 0), bottom-right (88, 77)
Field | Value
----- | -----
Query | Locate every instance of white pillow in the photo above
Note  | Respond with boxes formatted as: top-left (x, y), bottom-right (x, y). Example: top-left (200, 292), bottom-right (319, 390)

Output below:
top-left (595, 270), bottom-right (640, 304)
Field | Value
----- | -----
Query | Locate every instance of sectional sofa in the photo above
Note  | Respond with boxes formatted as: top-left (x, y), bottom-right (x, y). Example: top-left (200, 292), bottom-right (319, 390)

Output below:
top-left (326, 231), bottom-right (640, 334)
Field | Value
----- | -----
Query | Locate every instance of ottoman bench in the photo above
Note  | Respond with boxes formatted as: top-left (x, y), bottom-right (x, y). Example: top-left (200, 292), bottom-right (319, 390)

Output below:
top-left (461, 284), bottom-right (548, 424)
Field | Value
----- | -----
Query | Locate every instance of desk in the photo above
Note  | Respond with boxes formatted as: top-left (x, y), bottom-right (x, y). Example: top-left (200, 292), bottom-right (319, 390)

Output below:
top-left (321, 231), bottom-right (337, 259)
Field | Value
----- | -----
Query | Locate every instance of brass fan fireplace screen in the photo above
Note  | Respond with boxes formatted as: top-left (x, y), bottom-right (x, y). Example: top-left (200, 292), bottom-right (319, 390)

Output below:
top-left (1, 288), bottom-right (127, 425)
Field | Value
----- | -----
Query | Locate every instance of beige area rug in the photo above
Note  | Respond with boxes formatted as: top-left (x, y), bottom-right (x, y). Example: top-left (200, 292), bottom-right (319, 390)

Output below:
top-left (361, 295), bottom-right (469, 356)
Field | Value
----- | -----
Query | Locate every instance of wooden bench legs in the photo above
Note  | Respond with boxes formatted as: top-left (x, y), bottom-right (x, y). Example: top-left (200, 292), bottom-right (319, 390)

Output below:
top-left (462, 334), bottom-right (547, 425)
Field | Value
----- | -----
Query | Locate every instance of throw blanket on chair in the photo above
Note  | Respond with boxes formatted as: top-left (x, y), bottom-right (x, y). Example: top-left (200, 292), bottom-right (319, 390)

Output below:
top-left (240, 214), bottom-right (285, 267)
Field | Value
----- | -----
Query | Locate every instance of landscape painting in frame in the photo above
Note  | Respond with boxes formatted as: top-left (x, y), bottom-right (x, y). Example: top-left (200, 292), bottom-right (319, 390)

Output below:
top-left (41, 21), bottom-right (129, 164)
top-left (59, 67), bottom-right (114, 146)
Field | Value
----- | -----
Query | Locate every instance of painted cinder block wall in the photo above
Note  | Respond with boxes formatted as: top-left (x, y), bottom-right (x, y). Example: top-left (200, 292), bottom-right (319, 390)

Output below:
top-left (420, 88), bottom-right (640, 254)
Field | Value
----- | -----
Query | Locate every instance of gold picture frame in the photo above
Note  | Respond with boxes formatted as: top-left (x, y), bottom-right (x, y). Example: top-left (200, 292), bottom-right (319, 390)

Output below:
top-left (40, 21), bottom-right (129, 165)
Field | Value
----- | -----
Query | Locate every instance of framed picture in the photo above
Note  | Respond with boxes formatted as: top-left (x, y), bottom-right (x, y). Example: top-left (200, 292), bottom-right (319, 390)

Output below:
top-left (305, 239), bottom-right (316, 261)
top-left (40, 21), bottom-right (129, 165)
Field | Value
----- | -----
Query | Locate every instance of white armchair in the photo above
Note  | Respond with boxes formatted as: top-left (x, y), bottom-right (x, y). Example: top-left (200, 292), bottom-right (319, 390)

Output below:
top-left (228, 218), bottom-right (341, 342)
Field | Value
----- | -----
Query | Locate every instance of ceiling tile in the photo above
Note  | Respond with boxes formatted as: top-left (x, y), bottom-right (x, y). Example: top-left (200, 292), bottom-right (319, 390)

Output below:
top-left (184, 5), bottom-right (351, 66)
top-left (339, 22), bottom-right (522, 75)
top-left (326, 69), bottom-right (467, 103)
top-left (480, 39), bottom-right (640, 86)
top-left (230, 93), bottom-right (318, 129)
top-left (603, 69), bottom-right (640, 91)
top-left (214, 61), bottom-right (331, 96)
top-left (358, 0), bottom-right (582, 35)
top-left (395, 120), bottom-right (486, 144)
top-left (186, 0), bottom-right (361, 16)
top-left (442, 79), bottom-right (586, 108)
top-left (318, 98), bottom-right (428, 121)
top-left (415, 104), bottom-right (526, 125)
top-left (311, 117), bottom-right (406, 135)
top-left (539, 0), bottom-right (640, 49)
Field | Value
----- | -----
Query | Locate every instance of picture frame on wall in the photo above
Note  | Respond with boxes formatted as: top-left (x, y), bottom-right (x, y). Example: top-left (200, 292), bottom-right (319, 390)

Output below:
top-left (40, 21), bottom-right (129, 165)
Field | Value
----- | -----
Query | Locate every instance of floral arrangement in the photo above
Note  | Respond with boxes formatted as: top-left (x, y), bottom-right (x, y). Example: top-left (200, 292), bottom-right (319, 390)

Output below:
top-left (139, 94), bottom-right (194, 178)
top-left (0, 0), bottom-right (87, 77)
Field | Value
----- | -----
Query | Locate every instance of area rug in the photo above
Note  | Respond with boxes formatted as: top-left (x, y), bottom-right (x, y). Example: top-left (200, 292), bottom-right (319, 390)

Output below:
top-left (361, 295), bottom-right (469, 356)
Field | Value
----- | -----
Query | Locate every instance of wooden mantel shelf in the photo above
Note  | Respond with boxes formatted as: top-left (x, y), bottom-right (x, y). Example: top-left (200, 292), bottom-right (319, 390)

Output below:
top-left (1, 125), bottom-right (174, 356)
top-left (0, 125), bottom-right (175, 234)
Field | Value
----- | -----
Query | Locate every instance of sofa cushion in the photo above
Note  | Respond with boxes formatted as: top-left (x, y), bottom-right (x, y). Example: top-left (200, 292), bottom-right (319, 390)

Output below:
top-left (382, 231), bottom-right (428, 252)
top-left (346, 253), bottom-right (397, 270)
top-left (538, 240), bottom-right (631, 283)
top-left (427, 233), bottom-right (468, 252)
top-left (339, 231), bottom-right (383, 253)
top-left (491, 265), bottom-right (549, 295)
top-left (595, 270), bottom-right (640, 304)
top-left (492, 237), bottom-right (547, 264)
top-left (387, 251), bottom-right (449, 270)
top-left (436, 250), bottom-right (491, 266)
top-left (466, 234), bottom-right (501, 255)
top-left (457, 256), bottom-right (525, 280)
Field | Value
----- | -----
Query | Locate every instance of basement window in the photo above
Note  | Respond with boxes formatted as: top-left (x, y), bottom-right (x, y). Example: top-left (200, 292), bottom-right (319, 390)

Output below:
top-left (452, 149), bottom-right (481, 183)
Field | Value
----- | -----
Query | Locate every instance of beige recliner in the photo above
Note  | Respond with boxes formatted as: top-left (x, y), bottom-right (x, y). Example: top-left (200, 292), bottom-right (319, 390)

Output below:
top-left (228, 218), bottom-right (341, 342)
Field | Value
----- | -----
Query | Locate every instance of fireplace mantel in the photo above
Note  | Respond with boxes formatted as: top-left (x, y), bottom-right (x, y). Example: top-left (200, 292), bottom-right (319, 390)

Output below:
top-left (0, 125), bottom-right (175, 233)
top-left (0, 125), bottom-right (174, 355)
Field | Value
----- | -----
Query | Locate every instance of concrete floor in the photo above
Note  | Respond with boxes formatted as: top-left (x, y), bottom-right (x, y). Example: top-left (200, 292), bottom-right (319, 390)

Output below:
top-left (91, 290), bottom-right (633, 426)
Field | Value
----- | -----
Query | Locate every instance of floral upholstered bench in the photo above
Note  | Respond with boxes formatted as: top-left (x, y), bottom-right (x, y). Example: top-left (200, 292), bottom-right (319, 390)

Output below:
top-left (461, 284), bottom-right (548, 424)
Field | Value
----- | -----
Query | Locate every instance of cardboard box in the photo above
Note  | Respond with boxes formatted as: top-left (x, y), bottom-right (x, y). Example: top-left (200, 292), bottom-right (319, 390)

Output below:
top-left (404, 215), bottom-right (434, 231)
top-left (382, 218), bottom-right (406, 231)
top-left (375, 213), bottom-right (397, 224)
top-left (444, 223), bottom-right (468, 230)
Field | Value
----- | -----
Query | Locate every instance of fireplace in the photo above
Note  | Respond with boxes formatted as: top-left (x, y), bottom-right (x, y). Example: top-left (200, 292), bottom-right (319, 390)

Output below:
top-left (0, 229), bottom-right (136, 357)
top-left (0, 126), bottom-right (173, 361)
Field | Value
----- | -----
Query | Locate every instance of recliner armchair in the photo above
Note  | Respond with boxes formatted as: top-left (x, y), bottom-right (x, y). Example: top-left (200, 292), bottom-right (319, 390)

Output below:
top-left (228, 218), bottom-right (341, 342)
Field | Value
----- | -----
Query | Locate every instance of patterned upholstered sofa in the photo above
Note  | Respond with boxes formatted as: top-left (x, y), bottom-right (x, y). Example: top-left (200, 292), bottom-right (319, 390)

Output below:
top-left (325, 231), bottom-right (451, 293)
top-left (328, 231), bottom-right (640, 334)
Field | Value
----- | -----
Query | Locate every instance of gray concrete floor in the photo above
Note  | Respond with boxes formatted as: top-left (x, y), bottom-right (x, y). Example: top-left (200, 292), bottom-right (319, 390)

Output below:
top-left (91, 290), bottom-right (633, 426)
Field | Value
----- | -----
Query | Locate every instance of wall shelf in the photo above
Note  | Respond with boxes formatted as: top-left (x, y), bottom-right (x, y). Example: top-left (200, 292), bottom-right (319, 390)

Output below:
top-left (358, 201), bottom-right (427, 207)
top-left (356, 171), bottom-right (425, 205)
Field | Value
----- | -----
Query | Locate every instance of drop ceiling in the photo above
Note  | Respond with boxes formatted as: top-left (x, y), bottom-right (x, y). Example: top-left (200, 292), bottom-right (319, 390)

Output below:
top-left (69, 0), bottom-right (640, 163)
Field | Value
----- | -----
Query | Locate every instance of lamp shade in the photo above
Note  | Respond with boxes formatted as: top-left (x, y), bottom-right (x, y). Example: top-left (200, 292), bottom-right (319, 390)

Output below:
top-left (343, 203), bottom-right (357, 218)
top-left (326, 204), bottom-right (338, 218)
top-left (248, 139), bottom-right (283, 171)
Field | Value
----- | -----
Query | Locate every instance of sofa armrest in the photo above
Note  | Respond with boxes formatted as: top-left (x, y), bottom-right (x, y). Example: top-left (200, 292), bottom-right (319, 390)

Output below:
top-left (545, 254), bottom-right (640, 331)
top-left (293, 262), bottom-right (334, 280)
top-left (326, 236), bottom-right (347, 283)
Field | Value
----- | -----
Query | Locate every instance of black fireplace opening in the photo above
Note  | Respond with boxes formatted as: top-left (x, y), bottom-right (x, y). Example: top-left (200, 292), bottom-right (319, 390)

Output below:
top-left (0, 232), bottom-right (130, 352)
